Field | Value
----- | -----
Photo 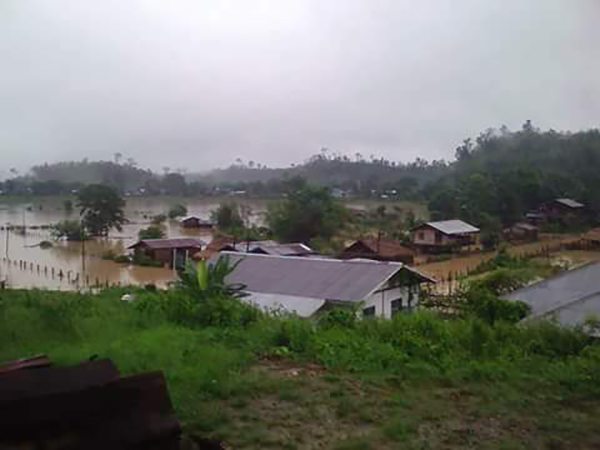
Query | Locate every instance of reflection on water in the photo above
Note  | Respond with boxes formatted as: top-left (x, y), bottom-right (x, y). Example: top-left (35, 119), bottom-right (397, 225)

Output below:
top-left (0, 197), bottom-right (270, 290)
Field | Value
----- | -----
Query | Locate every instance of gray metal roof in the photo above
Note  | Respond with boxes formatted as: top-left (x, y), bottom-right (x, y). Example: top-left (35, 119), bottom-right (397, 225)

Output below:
top-left (128, 238), bottom-right (204, 250)
top-left (424, 220), bottom-right (480, 235)
top-left (221, 241), bottom-right (313, 256)
top-left (555, 198), bottom-right (584, 208)
top-left (503, 260), bottom-right (600, 323)
top-left (212, 252), bottom-right (431, 302)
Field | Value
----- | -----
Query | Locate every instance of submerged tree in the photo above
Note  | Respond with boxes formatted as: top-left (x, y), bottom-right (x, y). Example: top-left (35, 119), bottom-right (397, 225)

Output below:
top-left (138, 225), bottom-right (166, 240)
top-left (266, 181), bottom-right (346, 243)
top-left (51, 220), bottom-right (88, 241)
top-left (77, 184), bottom-right (126, 236)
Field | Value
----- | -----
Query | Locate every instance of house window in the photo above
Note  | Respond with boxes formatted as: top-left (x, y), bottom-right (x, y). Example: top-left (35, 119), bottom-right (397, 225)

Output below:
top-left (391, 299), bottom-right (402, 317)
top-left (363, 306), bottom-right (376, 318)
top-left (435, 232), bottom-right (442, 244)
top-left (418, 232), bottom-right (425, 241)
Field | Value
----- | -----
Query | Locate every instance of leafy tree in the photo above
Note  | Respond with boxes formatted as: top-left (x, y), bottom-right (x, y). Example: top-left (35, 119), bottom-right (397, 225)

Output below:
top-left (77, 184), bottom-right (126, 236)
top-left (211, 202), bottom-right (244, 231)
top-left (266, 182), bottom-right (346, 243)
top-left (51, 220), bottom-right (88, 241)
top-left (138, 225), bottom-right (166, 240)
top-left (163, 172), bottom-right (187, 196)
top-left (168, 204), bottom-right (187, 219)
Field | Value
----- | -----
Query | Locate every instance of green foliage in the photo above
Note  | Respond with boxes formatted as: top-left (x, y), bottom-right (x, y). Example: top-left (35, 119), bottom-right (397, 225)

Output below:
top-left (211, 202), bottom-right (244, 231)
top-left (161, 257), bottom-right (258, 327)
top-left (138, 225), bottom-right (166, 240)
top-left (318, 307), bottom-right (359, 330)
top-left (462, 285), bottom-right (530, 325)
top-left (77, 184), bottom-right (126, 236)
top-left (39, 240), bottom-right (53, 249)
top-left (63, 199), bottom-right (73, 212)
top-left (132, 253), bottom-right (163, 267)
top-left (266, 181), bottom-right (346, 243)
top-left (427, 124), bottom-right (600, 226)
top-left (168, 203), bottom-right (187, 219)
top-left (51, 220), bottom-right (88, 241)
top-left (151, 213), bottom-right (167, 224)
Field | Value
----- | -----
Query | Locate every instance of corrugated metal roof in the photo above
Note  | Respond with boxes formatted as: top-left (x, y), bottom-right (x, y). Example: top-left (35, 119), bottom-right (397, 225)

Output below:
top-left (345, 239), bottom-right (414, 258)
top-left (179, 216), bottom-right (213, 223)
top-left (128, 238), bottom-right (204, 250)
top-left (244, 293), bottom-right (326, 317)
top-left (503, 260), bottom-right (600, 322)
top-left (213, 252), bottom-right (422, 302)
top-left (424, 220), bottom-right (480, 235)
top-left (555, 198), bottom-right (584, 208)
top-left (221, 240), bottom-right (313, 256)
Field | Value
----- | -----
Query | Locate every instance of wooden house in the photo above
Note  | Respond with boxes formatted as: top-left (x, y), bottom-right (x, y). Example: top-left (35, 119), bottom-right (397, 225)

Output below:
top-left (192, 239), bottom-right (314, 261)
top-left (179, 215), bottom-right (215, 230)
top-left (503, 222), bottom-right (539, 242)
top-left (340, 238), bottom-right (414, 264)
top-left (128, 238), bottom-right (204, 268)
top-left (411, 220), bottom-right (480, 253)
top-left (539, 198), bottom-right (585, 222)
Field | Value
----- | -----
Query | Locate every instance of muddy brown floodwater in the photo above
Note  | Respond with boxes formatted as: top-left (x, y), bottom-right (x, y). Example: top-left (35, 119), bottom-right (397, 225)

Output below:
top-left (0, 196), bottom-right (385, 291)
top-left (0, 196), bottom-right (274, 290)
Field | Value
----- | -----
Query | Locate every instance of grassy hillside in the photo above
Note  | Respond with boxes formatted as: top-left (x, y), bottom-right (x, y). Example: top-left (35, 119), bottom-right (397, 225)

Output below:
top-left (1, 288), bottom-right (600, 449)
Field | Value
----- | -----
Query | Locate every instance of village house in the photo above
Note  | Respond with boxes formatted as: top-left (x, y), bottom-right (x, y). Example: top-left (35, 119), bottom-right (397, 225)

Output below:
top-left (411, 220), bottom-right (480, 253)
top-left (539, 198), bottom-right (585, 222)
top-left (340, 238), bottom-right (414, 264)
top-left (503, 260), bottom-right (600, 334)
top-left (179, 215), bottom-right (215, 230)
top-left (128, 238), bottom-right (204, 268)
top-left (503, 222), bottom-right (539, 242)
top-left (194, 239), bottom-right (313, 260)
top-left (212, 252), bottom-right (435, 318)
top-left (580, 228), bottom-right (600, 249)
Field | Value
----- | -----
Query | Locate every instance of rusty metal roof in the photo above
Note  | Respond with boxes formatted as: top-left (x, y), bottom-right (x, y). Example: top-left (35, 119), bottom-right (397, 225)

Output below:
top-left (128, 238), bottom-right (204, 250)
top-left (213, 252), bottom-right (433, 302)
top-left (345, 239), bottom-right (414, 258)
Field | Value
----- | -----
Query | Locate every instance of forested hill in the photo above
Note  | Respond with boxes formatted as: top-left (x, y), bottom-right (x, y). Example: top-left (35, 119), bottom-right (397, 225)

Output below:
top-left (426, 122), bottom-right (600, 226)
top-left (30, 160), bottom-right (155, 192)
top-left (194, 151), bottom-right (449, 196)
top-left (4, 122), bottom-right (600, 211)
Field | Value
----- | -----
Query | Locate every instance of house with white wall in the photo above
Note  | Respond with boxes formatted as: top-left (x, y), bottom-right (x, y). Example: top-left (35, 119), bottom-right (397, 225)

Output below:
top-left (213, 251), bottom-right (435, 318)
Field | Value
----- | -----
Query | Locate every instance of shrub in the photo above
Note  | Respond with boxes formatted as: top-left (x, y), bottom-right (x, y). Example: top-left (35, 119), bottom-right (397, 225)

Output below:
top-left (138, 225), bottom-right (166, 240)
top-left (168, 204), bottom-right (187, 219)
top-left (39, 240), bottom-right (53, 249)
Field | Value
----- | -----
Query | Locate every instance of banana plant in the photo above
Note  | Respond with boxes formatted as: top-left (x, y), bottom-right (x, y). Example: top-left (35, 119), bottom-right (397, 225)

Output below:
top-left (176, 255), bottom-right (247, 300)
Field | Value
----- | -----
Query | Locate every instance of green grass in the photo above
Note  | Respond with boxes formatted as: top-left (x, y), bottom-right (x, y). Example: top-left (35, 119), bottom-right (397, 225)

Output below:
top-left (1, 288), bottom-right (600, 448)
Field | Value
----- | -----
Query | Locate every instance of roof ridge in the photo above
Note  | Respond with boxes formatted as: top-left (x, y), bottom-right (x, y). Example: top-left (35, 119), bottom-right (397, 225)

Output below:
top-left (220, 251), bottom-right (403, 266)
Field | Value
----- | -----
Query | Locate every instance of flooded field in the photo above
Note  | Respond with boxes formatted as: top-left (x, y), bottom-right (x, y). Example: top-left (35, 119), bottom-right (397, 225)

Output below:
top-left (416, 234), bottom-right (593, 282)
top-left (0, 196), bottom-right (272, 290)
top-left (0, 196), bottom-right (400, 290)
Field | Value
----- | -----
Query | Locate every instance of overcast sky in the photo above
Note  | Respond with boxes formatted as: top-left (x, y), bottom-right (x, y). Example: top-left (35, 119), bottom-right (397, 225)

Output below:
top-left (1, 0), bottom-right (599, 176)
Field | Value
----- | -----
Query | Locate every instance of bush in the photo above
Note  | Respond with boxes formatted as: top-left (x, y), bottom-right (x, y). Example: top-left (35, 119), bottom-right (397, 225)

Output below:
top-left (132, 253), bottom-right (164, 267)
top-left (39, 240), bottom-right (53, 249)
top-left (168, 204), bottom-right (187, 219)
top-left (51, 220), bottom-right (88, 241)
top-left (114, 255), bottom-right (131, 264)
top-left (101, 250), bottom-right (117, 260)
top-left (151, 214), bottom-right (167, 224)
top-left (138, 225), bottom-right (166, 240)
